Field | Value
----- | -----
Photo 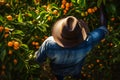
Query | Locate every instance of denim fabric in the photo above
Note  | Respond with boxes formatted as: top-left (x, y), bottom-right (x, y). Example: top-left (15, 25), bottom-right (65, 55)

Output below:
top-left (35, 26), bottom-right (108, 76)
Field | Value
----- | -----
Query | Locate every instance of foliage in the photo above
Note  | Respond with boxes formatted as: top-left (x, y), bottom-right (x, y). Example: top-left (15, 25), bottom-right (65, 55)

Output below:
top-left (0, 0), bottom-right (120, 80)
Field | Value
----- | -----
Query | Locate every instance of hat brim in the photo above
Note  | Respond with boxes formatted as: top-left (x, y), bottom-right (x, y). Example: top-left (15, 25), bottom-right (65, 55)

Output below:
top-left (52, 16), bottom-right (88, 48)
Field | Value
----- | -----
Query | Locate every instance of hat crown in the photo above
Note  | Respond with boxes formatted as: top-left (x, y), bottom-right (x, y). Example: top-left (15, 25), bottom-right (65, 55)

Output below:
top-left (52, 16), bottom-right (89, 48)
top-left (61, 16), bottom-right (82, 40)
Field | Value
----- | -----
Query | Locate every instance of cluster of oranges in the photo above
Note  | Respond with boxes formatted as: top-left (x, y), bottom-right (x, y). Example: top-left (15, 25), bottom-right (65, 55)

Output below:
top-left (0, 26), bottom-right (10, 38)
top-left (32, 35), bottom-right (48, 49)
top-left (7, 40), bottom-right (20, 50)
top-left (61, 0), bottom-right (73, 15)
top-left (87, 6), bottom-right (98, 14)
top-left (32, 41), bottom-right (40, 49)
top-left (80, 6), bottom-right (98, 17)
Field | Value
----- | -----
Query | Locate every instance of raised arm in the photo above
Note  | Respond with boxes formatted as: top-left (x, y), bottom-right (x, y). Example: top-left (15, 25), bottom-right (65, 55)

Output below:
top-left (100, 2), bottom-right (108, 27)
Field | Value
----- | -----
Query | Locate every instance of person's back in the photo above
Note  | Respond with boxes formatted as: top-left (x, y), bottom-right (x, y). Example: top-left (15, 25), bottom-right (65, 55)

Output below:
top-left (35, 2), bottom-right (108, 80)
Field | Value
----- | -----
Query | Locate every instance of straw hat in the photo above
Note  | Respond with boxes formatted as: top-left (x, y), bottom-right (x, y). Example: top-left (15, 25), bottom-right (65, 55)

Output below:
top-left (52, 16), bottom-right (89, 48)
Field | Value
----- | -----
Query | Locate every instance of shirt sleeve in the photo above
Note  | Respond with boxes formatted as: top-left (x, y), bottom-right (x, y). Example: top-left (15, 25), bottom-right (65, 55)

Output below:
top-left (87, 26), bottom-right (108, 46)
top-left (35, 40), bottom-right (48, 64)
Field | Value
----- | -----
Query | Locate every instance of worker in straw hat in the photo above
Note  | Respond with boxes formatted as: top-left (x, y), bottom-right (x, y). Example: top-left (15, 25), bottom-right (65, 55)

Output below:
top-left (35, 3), bottom-right (108, 80)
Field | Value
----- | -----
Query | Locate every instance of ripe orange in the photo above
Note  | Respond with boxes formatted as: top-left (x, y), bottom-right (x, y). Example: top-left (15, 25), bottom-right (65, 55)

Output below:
top-left (94, 6), bottom-right (97, 11)
top-left (8, 41), bottom-right (13, 47)
top-left (62, 0), bottom-right (66, 5)
top-left (32, 41), bottom-right (36, 45)
top-left (109, 43), bottom-right (113, 46)
top-left (13, 46), bottom-right (19, 50)
top-left (87, 8), bottom-right (93, 14)
top-left (5, 27), bottom-right (10, 33)
top-left (111, 17), bottom-right (115, 21)
top-left (35, 42), bottom-right (39, 46)
top-left (13, 41), bottom-right (20, 47)
top-left (0, 26), bottom-right (4, 32)
top-left (63, 10), bottom-right (67, 15)
top-left (36, 45), bottom-right (40, 49)
top-left (70, 2), bottom-right (73, 7)
top-left (65, 2), bottom-right (70, 8)
top-left (65, 7), bottom-right (69, 11)
top-left (4, 33), bottom-right (9, 38)
top-left (101, 38), bottom-right (106, 43)
top-left (13, 59), bottom-right (18, 65)
top-left (44, 36), bottom-right (48, 39)
top-left (8, 50), bottom-right (13, 55)
top-left (61, 4), bottom-right (65, 9)
top-left (6, 15), bottom-right (13, 21)
top-left (99, 64), bottom-right (103, 67)
top-left (96, 59), bottom-right (100, 63)
top-left (53, 10), bottom-right (58, 15)
top-left (47, 16), bottom-right (51, 21)
top-left (92, 8), bottom-right (95, 13)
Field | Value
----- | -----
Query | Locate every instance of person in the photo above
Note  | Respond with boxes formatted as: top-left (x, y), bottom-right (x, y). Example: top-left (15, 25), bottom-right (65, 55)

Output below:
top-left (35, 3), bottom-right (108, 80)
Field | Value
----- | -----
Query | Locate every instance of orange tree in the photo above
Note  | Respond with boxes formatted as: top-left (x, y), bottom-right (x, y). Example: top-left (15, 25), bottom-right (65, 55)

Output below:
top-left (0, 0), bottom-right (120, 80)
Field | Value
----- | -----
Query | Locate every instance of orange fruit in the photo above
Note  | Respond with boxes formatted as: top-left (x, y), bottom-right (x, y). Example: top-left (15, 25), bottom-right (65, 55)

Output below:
top-left (8, 50), bottom-right (13, 55)
top-left (65, 2), bottom-right (70, 8)
top-left (99, 64), bottom-right (103, 67)
top-left (62, 0), bottom-right (66, 5)
top-left (13, 46), bottom-right (19, 50)
top-left (5, 27), bottom-right (10, 33)
top-left (1, 70), bottom-right (5, 75)
top-left (92, 8), bottom-right (95, 13)
top-left (47, 16), bottom-right (51, 21)
top-left (44, 36), bottom-right (48, 39)
top-left (109, 43), bottom-right (113, 46)
top-left (32, 41), bottom-right (36, 45)
top-left (101, 38), bottom-right (105, 43)
top-left (36, 45), bottom-right (40, 49)
top-left (63, 10), bottom-right (67, 15)
top-left (96, 59), bottom-right (100, 63)
top-left (81, 12), bottom-right (85, 17)
top-left (65, 7), bottom-right (69, 11)
top-left (13, 59), bottom-right (18, 65)
top-left (70, 2), bottom-right (73, 7)
top-left (4, 33), bottom-right (9, 38)
top-left (87, 8), bottom-right (93, 14)
top-left (111, 17), bottom-right (115, 21)
top-left (13, 41), bottom-right (20, 47)
top-left (1, 65), bottom-right (6, 70)
top-left (6, 15), bottom-right (13, 21)
top-left (35, 42), bottom-right (39, 46)
top-left (8, 41), bottom-right (13, 47)
top-left (53, 10), bottom-right (58, 15)
top-left (85, 11), bottom-right (88, 16)
top-left (61, 4), bottom-right (65, 9)
top-left (0, 26), bottom-right (4, 32)
top-left (41, 38), bottom-right (45, 42)
top-left (94, 6), bottom-right (97, 11)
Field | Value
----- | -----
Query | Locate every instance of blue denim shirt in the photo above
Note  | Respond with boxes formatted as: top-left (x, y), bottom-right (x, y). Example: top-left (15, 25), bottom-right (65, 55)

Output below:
top-left (35, 26), bottom-right (108, 76)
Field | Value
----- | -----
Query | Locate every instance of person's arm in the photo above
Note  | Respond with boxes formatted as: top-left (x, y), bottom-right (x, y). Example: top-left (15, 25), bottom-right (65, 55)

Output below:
top-left (100, 2), bottom-right (108, 27)
top-left (35, 41), bottom-right (48, 64)
top-left (87, 2), bottom-right (109, 46)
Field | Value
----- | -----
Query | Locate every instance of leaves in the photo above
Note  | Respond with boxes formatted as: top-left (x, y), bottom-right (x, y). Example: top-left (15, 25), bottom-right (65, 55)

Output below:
top-left (18, 12), bottom-right (23, 23)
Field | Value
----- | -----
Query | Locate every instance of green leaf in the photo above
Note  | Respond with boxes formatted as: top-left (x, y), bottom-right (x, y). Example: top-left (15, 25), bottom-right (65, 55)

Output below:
top-left (20, 44), bottom-right (29, 51)
top-left (0, 15), bottom-right (3, 22)
top-left (97, 0), bottom-right (103, 7)
top-left (71, 0), bottom-right (77, 3)
top-left (12, 30), bottom-right (25, 36)
top-left (0, 49), bottom-right (6, 62)
top-left (18, 12), bottom-right (23, 23)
